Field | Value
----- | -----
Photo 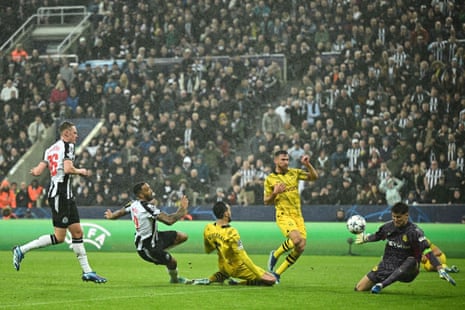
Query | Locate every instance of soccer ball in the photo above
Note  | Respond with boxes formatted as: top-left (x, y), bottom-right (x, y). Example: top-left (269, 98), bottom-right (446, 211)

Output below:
top-left (346, 215), bottom-right (366, 234)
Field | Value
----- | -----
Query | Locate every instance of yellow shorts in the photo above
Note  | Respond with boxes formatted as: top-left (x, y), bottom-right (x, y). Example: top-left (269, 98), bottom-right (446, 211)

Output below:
top-left (276, 212), bottom-right (307, 239)
top-left (422, 253), bottom-right (447, 271)
top-left (220, 261), bottom-right (265, 281)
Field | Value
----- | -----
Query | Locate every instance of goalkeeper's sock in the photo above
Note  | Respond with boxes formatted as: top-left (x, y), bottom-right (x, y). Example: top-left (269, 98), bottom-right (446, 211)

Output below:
top-left (274, 239), bottom-right (294, 258)
top-left (21, 234), bottom-right (58, 253)
top-left (275, 249), bottom-right (301, 275)
top-left (72, 238), bottom-right (92, 273)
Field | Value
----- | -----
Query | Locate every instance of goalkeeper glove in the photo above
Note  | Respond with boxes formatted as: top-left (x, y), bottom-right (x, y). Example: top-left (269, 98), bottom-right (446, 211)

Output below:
top-left (438, 268), bottom-right (456, 286)
top-left (355, 233), bottom-right (369, 245)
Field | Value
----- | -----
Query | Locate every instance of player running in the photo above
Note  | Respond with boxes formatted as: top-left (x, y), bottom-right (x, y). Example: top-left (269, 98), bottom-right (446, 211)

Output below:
top-left (13, 121), bottom-right (106, 283)
top-left (264, 151), bottom-right (318, 283)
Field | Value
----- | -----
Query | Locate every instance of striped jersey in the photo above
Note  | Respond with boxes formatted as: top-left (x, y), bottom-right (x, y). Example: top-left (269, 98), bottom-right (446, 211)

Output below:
top-left (124, 200), bottom-right (161, 242)
top-left (44, 140), bottom-right (75, 199)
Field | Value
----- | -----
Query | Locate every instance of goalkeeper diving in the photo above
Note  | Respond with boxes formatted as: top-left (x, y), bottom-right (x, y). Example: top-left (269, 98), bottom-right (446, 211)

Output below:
top-left (354, 202), bottom-right (457, 294)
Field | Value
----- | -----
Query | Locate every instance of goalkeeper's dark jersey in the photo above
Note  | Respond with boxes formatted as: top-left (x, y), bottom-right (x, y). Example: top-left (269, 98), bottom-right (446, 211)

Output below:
top-left (369, 221), bottom-right (430, 265)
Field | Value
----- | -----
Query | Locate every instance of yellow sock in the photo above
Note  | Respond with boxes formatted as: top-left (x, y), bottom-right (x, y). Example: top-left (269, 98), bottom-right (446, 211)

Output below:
top-left (274, 239), bottom-right (294, 258)
top-left (275, 249), bottom-right (300, 275)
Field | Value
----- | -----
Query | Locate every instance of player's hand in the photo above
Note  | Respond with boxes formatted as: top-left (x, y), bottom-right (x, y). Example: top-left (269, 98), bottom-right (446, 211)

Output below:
top-left (179, 195), bottom-right (189, 210)
top-left (301, 155), bottom-right (310, 165)
top-left (438, 268), bottom-right (457, 286)
top-left (355, 233), bottom-right (369, 245)
top-left (104, 209), bottom-right (113, 219)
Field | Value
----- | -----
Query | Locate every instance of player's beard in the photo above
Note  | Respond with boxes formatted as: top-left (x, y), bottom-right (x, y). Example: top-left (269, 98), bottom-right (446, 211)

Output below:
top-left (226, 215), bottom-right (232, 223)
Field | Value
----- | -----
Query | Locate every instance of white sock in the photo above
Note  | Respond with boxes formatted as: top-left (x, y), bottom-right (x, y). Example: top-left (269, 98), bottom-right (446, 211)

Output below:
top-left (21, 235), bottom-right (55, 253)
top-left (72, 241), bottom-right (92, 273)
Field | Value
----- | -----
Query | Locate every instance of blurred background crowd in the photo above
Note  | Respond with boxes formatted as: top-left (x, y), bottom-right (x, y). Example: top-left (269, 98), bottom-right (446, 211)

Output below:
top-left (1, 0), bottom-right (465, 219)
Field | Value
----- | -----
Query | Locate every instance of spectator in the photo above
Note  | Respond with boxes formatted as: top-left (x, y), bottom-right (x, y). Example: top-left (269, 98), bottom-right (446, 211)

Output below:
top-left (27, 180), bottom-right (44, 208)
top-left (379, 177), bottom-right (405, 207)
top-left (1, 79), bottom-right (19, 103)
top-left (11, 43), bottom-right (28, 64)
top-left (0, 179), bottom-right (16, 209)
top-left (27, 115), bottom-right (47, 144)
top-left (15, 182), bottom-right (30, 209)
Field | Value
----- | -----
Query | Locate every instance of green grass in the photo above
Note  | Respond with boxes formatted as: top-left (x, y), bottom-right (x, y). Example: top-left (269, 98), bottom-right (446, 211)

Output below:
top-left (1, 251), bottom-right (464, 310)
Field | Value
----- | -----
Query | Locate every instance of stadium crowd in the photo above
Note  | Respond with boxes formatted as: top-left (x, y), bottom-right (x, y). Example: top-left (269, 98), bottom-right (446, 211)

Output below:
top-left (1, 0), bottom-right (465, 216)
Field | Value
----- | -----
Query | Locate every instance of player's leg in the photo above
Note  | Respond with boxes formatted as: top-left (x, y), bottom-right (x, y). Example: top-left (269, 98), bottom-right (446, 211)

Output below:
top-left (355, 275), bottom-right (376, 291)
top-left (368, 257), bottom-right (418, 293)
top-left (12, 197), bottom-right (63, 271)
top-left (268, 214), bottom-right (303, 271)
top-left (165, 231), bottom-right (188, 249)
top-left (355, 262), bottom-right (386, 292)
top-left (67, 199), bottom-right (106, 283)
top-left (153, 231), bottom-right (186, 283)
top-left (274, 216), bottom-right (306, 278)
top-left (385, 257), bottom-right (418, 286)
top-left (232, 263), bottom-right (276, 286)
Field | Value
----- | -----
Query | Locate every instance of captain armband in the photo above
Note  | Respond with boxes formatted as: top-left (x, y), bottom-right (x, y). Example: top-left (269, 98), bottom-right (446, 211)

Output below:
top-left (422, 248), bottom-right (433, 256)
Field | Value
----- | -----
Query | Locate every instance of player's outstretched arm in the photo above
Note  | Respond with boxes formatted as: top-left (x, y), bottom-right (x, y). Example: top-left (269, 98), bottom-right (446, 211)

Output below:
top-left (104, 207), bottom-right (127, 220)
top-left (159, 195), bottom-right (189, 225)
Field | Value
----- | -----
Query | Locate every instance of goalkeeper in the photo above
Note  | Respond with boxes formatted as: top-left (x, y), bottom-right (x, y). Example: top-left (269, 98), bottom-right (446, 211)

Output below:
top-left (354, 202), bottom-right (456, 294)
top-left (194, 201), bottom-right (276, 286)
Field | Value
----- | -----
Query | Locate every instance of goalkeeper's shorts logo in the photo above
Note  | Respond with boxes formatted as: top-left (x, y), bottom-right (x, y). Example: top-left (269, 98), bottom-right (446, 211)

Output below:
top-left (65, 222), bottom-right (111, 249)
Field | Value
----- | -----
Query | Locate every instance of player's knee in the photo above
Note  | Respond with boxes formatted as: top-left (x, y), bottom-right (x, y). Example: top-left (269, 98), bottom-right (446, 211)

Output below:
top-left (177, 232), bottom-right (188, 244)
top-left (404, 256), bottom-right (417, 269)
top-left (294, 238), bottom-right (306, 253)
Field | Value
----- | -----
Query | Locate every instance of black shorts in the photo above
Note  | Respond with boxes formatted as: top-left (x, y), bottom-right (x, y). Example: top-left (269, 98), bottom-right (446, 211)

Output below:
top-left (136, 231), bottom-right (177, 265)
top-left (48, 195), bottom-right (80, 228)
top-left (367, 259), bottom-right (419, 284)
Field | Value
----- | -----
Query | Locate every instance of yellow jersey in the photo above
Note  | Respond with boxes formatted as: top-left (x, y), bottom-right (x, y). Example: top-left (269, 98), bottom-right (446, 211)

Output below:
top-left (264, 168), bottom-right (308, 214)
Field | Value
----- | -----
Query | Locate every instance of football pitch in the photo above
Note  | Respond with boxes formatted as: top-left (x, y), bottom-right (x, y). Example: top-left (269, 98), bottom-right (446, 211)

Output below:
top-left (1, 251), bottom-right (464, 310)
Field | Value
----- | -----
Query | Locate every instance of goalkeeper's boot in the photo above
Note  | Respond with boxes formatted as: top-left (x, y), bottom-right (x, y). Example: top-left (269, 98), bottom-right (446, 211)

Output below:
top-left (371, 283), bottom-right (383, 294)
top-left (271, 272), bottom-right (280, 284)
top-left (12, 246), bottom-right (24, 271)
top-left (439, 269), bottom-right (456, 286)
top-left (192, 278), bottom-right (210, 285)
top-left (82, 271), bottom-right (107, 283)
top-left (268, 250), bottom-right (277, 272)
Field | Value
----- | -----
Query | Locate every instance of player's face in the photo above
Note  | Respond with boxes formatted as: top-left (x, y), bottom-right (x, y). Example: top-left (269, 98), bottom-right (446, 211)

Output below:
top-left (275, 154), bottom-right (289, 172)
top-left (141, 183), bottom-right (154, 201)
top-left (63, 126), bottom-right (79, 143)
top-left (225, 205), bottom-right (232, 223)
top-left (391, 212), bottom-right (409, 227)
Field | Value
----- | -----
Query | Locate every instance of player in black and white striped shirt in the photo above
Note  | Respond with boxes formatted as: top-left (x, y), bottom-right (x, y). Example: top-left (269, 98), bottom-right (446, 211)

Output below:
top-left (13, 121), bottom-right (107, 283)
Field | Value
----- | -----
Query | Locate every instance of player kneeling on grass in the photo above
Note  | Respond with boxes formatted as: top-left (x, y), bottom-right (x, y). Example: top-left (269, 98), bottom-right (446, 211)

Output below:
top-left (421, 239), bottom-right (459, 273)
top-left (354, 202), bottom-right (456, 294)
top-left (104, 182), bottom-right (189, 284)
top-left (191, 201), bottom-right (276, 286)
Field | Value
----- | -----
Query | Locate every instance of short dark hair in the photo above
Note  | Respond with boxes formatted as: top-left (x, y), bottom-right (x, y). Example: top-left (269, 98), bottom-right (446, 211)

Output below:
top-left (59, 120), bottom-right (75, 133)
top-left (213, 201), bottom-right (228, 219)
top-left (133, 182), bottom-right (146, 196)
top-left (391, 202), bottom-right (409, 214)
top-left (274, 150), bottom-right (288, 157)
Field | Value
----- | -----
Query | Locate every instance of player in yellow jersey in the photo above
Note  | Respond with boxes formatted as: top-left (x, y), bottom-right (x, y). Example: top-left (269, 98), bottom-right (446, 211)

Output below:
top-left (421, 239), bottom-right (459, 273)
top-left (264, 150), bottom-right (319, 283)
top-left (199, 201), bottom-right (276, 286)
